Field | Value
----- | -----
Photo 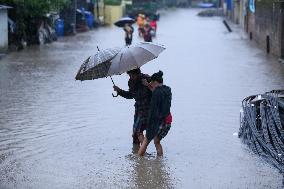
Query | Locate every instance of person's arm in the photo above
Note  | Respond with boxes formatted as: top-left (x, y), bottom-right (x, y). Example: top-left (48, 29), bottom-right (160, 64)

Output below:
top-left (113, 85), bottom-right (133, 99)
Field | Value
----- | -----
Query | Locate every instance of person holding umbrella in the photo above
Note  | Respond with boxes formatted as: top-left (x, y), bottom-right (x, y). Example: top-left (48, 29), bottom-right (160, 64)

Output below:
top-left (75, 42), bottom-right (166, 147)
top-left (113, 68), bottom-right (152, 146)
top-left (124, 23), bottom-right (134, 46)
top-left (138, 71), bottom-right (172, 156)
top-left (114, 17), bottom-right (135, 46)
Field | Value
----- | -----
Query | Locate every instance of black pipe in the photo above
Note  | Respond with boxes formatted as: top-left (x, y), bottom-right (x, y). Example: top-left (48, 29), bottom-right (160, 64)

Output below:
top-left (266, 35), bottom-right (270, 54)
top-left (223, 20), bottom-right (232, 32)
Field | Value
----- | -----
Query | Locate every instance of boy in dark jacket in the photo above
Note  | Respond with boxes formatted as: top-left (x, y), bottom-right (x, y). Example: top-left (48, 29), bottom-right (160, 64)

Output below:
top-left (138, 71), bottom-right (172, 156)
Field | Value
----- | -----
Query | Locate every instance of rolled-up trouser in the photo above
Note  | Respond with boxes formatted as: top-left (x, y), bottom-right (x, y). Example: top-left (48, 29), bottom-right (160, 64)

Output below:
top-left (156, 123), bottom-right (171, 141)
top-left (132, 116), bottom-right (147, 144)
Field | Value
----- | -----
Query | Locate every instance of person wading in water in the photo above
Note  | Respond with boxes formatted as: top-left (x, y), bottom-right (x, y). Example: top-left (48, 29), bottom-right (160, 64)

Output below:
top-left (113, 68), bottom-right (152, 147)
top-left (138, 71), bottom-right (172, 156)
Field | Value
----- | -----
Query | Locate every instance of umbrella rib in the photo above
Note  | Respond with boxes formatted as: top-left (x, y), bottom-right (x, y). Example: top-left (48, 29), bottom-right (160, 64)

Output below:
top-left (127, 50), bottom-right (140, 69)
top-left (118, 52), bottom-right (124, 74)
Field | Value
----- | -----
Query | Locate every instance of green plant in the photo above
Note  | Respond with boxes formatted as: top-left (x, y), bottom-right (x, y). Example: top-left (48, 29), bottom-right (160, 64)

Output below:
top-left (104, 0), bottom-right (121, 6)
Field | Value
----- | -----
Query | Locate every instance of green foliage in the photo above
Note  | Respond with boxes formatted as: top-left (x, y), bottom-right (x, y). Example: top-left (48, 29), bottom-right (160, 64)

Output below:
top-left (0, 0), bottom-right (70, 17)
top-left (0, 0), bottom-right (70, 45)
top-left (104, 0), bottom-right (121, 6)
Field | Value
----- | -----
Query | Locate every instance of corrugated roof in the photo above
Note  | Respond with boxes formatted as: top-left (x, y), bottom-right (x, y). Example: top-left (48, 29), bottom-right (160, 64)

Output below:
top-left (0, 5), bottom-right (12, 9)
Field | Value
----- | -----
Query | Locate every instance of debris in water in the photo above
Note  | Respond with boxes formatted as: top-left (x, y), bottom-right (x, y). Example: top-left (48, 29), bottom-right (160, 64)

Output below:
top-left (239, 90), bottom-right (284, 173)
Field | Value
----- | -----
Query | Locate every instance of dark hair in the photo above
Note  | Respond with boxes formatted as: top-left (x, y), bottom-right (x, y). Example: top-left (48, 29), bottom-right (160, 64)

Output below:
top-left (151, 70), bottom-right (163, 83)
top-left (127, 68), bottom-right (141, 75)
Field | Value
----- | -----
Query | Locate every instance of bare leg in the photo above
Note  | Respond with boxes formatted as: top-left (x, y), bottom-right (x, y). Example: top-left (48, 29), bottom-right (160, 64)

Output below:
top-left (138, 137), bottom-right (149, 156)
top-left (154, 137), bottom-right (163, 156)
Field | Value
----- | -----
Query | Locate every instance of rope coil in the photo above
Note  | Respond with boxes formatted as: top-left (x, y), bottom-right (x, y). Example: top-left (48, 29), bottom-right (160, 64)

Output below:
top-left (239, 90), bottom-right (284, 173)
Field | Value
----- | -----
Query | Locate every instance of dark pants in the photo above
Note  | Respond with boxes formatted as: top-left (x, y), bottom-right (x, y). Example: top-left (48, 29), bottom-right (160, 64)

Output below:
top-left (125, 37), bottom-right (132, 46)
top-left (132, 116), bottom-right (147, 144)
top-left (144, 37), bottom-right (152, 42)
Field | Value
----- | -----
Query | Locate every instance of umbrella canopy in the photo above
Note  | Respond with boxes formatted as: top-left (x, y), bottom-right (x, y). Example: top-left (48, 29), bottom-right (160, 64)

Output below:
top-left (114, 17), bottom-right (135, 27)
top-left (75, 47), bottom-right (121, 81)
top-left (107, 42), bottom-right (165, 76)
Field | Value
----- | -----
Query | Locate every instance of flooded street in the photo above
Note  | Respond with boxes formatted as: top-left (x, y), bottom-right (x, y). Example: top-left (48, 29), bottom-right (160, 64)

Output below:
top-left (1, 9), bottom-right (284, 188)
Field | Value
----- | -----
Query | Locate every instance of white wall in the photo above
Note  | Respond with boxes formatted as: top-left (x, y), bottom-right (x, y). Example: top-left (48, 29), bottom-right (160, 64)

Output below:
top-left (0, 9), bottom-right (8, 53)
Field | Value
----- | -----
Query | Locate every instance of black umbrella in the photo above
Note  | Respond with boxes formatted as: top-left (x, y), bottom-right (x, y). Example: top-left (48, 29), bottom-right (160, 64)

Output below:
top-left (75, 47), bottom-right (121, 97)
top-left (114, 17), bottom-right (135, 27)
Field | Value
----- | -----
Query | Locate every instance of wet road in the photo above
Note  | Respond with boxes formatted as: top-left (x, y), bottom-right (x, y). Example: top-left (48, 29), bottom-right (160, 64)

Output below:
top-left (1, 9), bottom-right (284, 189)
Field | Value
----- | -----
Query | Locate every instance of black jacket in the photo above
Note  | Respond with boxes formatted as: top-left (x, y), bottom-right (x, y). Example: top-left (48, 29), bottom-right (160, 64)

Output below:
top-left (118, 74), bottom-right (152, 122)
top-left (146, 85), bottom-right (172, 141)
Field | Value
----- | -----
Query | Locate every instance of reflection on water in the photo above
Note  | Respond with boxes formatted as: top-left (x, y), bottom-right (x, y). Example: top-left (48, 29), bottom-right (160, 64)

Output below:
top-left (127, 152), bottom-right (174, 189)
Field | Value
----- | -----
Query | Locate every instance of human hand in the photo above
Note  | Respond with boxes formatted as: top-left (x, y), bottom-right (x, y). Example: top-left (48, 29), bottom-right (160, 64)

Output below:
top-left (113, 85), bottom-right (120, 92)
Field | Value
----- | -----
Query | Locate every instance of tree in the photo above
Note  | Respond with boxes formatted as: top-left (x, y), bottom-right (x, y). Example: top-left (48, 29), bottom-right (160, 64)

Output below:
top-left (0, 0), bottom-right (70, 46)
top-left (0, 0), bottom-right (70, 17)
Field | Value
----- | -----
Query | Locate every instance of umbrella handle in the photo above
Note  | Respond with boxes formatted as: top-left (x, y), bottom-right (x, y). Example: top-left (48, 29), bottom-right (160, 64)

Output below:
top-left (112, 91), bottom-right (118, 97)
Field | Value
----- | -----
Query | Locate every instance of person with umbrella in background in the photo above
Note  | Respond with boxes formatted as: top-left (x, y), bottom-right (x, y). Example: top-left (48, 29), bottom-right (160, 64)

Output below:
top-left (113, 68), bottom-right (152, 146)
top-left (114, 17), bottom-right (135, 46)
top-left (138, 71), bottom-right (172, 156)
top-left (123, 23), bottom-right (134, 46)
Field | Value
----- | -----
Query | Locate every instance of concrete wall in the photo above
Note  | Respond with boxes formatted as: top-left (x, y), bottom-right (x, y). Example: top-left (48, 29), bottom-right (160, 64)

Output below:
top-left (104, 5), bottom-right (124, 25)
top-left (233, 0), bottom-right (240, 24)
top-left (0, 9), bottom-right (8, 53)
top-left (94, 0), bottom-right (105, 23)
top-left (239, 0), bottom-right (248, 29)
top-left (247, 1), bottom-right (282, 57)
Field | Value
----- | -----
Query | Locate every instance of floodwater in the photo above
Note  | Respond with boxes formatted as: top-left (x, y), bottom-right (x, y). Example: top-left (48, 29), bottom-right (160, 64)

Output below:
top-left (1, 9), bottom-right (284, 189)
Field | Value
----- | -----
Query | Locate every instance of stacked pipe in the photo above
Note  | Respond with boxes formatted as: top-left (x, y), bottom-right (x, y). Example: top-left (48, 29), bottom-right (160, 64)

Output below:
top-left (239, 90), bottom-right (284, 173)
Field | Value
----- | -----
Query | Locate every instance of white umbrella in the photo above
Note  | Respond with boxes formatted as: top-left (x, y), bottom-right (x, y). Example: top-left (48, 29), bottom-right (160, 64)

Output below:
top-left (108, 42), bottom-right (166, 76)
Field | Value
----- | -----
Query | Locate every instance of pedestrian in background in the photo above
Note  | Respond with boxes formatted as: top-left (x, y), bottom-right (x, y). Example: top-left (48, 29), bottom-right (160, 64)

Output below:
top-left (137, 14), bottom-right (145, 37)
top-left (142, 24), bottom-right (153, 42)
top-left (124, 23), bottom-right (134, 46)
top-left (150, 19), bottom-right (157, 37)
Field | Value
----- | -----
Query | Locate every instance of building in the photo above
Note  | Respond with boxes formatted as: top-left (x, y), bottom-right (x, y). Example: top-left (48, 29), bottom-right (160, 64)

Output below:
top-left (246, 0), bottom-right (284, 58)
top-left (227, 0), bottom-right (284, 59)
top-left (0, 5), bottom-right (11, 53)
top-left (94, 0), bottom-right (105, 23)
top-left (104, 0), bottom-right (128, 25)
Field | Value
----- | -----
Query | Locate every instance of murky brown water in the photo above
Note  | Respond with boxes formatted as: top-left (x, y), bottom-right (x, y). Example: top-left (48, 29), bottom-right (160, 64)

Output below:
top-left (1, 9), bottom-right (284, 189)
